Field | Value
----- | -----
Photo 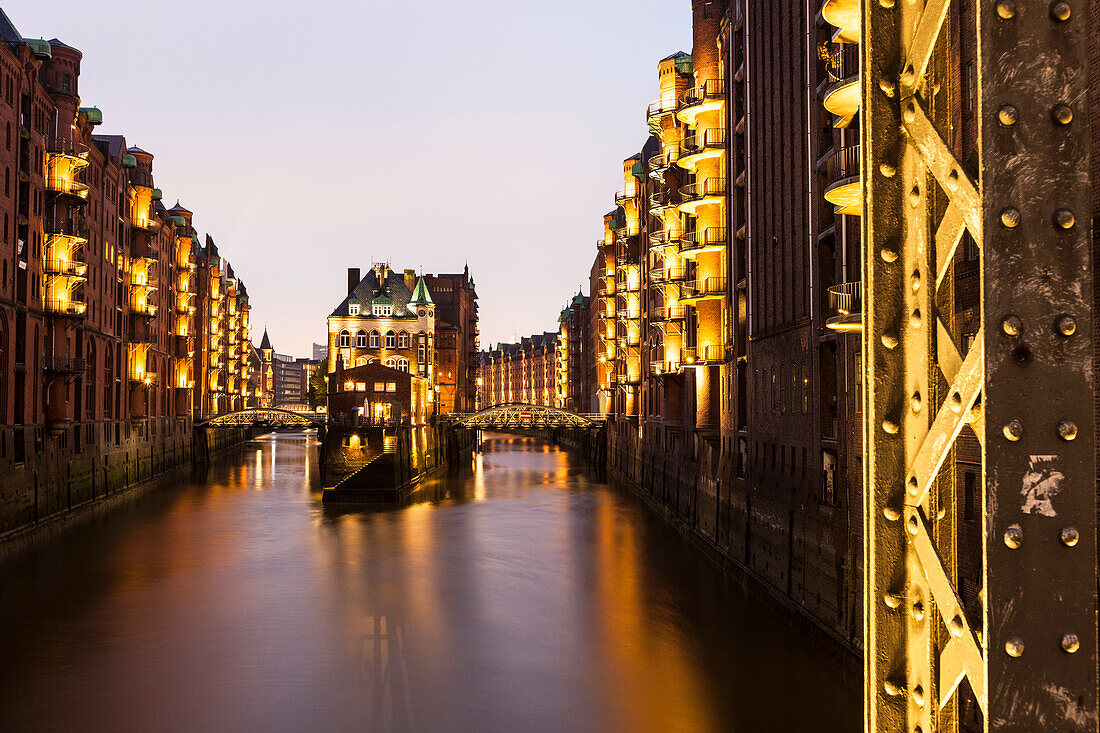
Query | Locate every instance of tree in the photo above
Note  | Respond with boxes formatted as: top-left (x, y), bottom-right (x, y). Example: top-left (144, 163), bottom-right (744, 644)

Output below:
top-left (307, 372), bottom-right (328, 410)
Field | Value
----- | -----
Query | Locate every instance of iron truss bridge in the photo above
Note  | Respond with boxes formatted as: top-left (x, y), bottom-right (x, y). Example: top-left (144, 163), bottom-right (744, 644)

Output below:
top-left (449, 404), bottom-right (604, 429)
top-left (196, 408), bottom-right (325, 428)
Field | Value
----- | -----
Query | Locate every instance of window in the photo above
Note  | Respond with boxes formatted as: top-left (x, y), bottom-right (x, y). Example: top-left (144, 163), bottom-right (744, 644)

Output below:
top-left (369, 330), bottom-right (380, 348)
top-left (779, 365), bottom-right (786, 414)
top-left (373, 382), bottom-right (385, 392)
top-left (964, 471), bottom-right (977, 520)
top-left (61, 74), bottom-right (71, 92)
top-left (386, 382), bottom-right (397, 392)
top-left (348, 303), bottom-right (360, 316)
top-left (965, 62), bottom-right (975, 114)
top-left (385, 358), bottom-right (396, 368)
top-left (398, 331), bottom-right (409, 349)
top-left (853, 351), bottom-right (863, 410)
top-left (372, 304), bottom-right (392, 316)
top-left (703, 1), bottom-right (712, 18)
top-left (397, 358), bottom-right (409, 372)
top-left (355, 382), bottom-right (366, 392)
top-left (355, 329), bottom-right (367, 348)
top-left (343, 381), bottom-right (354, 391)
top-left (356, 356), bottom-right (368, 366)
top-left (801, 362), bottom-right (808, 413)
top-left (385, 331), bottom-right (396, 349)
top-left (339, 330), bottom-right (350, 348)
top-left (418, 344), bottom-right (427, 363)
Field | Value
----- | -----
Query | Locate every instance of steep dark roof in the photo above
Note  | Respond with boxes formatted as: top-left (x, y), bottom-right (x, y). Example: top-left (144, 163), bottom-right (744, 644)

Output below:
top-left (167, 200), bottom-right (192, 214)
top-left (330, 266), bottom-right (420, 318)
top-left (0, 10), bottom-right (21, 45)
top-left (259, 329), bottom-right (272, 350)
top-left (93, 134), bottom-right (127, 159)
top-left (661, 51), bottom-right (690, 62)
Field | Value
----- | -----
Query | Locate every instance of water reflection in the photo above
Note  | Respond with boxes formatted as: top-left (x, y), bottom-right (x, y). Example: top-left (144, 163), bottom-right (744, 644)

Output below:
top-left (0, 431), bottom-right (858, 732)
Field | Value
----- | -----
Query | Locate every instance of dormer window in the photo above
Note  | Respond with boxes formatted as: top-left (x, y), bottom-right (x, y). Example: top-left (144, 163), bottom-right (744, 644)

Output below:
top-left (348, 302), bottom-right (360, 316)
top-left (372, 304), bottom-right (392, 316)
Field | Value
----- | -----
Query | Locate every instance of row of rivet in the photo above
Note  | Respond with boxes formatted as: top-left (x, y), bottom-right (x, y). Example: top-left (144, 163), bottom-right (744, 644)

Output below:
top-left (996, 0), bottom-right (1082, 667)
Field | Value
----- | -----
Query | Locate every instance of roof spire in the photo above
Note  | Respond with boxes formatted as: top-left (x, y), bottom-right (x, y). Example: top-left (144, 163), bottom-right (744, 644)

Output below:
top-left (409, 275), bottom-right (434, 307)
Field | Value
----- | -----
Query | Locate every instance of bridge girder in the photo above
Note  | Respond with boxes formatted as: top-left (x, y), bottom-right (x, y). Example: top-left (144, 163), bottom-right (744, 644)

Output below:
top-left (452, 403), bottom-right (601, 429)
top-left (197, 408), bottom-right (324, 428)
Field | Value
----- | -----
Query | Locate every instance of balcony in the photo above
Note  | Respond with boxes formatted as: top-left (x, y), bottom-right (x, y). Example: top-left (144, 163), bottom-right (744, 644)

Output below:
top-left (823, 44), bottom-right (860, 123)
top-left (680, 276), bottom-right (728, 303)
top-left (130, 275), bottom-right (159, 293)
top-left (677, 79), bottom-right (726, 126)
top-left (649, 267), bottom-right (686, 285)
top-left (646, 97), bottom-right (680, 126)
top-left (677, 178), bottom-right (727, 215)
top-left (131, 372), bottom-right (158, 386)
top-left (681, 344), bottom-right (727, 366)
top-left (173, 334), bottom-right (191, 356)
top-left (130, 320), bottom-right (157, 343)
top-left (826, 281), bottom-right (863, 333)
top-left (45, 176), bottom-right (89, 201)
top-left (648, 150), bottom-right (680, 176)
top-left (822, 0), bottom-right (860, 43)
top-left (45, 137), bottom-right (87, 157)
top-left (43, 259), bottom-right (88, 280)
top-left (45, 298), bottom-right (87, 318)
top-left (649, 304), bottom-right (686, 322)
top-left (44, 217), bottom-right (89, 242)
top-left (133, 217), bottom-right (160, 233)
top-left (615, 187), bottom-right (640, 206)
top-left (649, 189), bottom-right (677, 213)
top-left (130, 171), bottom-right (155, 190)
top-left (648, 229), bottom-right (678, 250)
top-left (824, 145), bottom-right (861, 216)
top-left (131, 302), bottom-right (158, 318)
top-left (678, 128), bottom-right (727, 171)
top-left (650, 360), bottom-right (681, 376)
top-left (679, 227), bottom-right (728, 256)
top-left (43, 355), bottom-right (86, 375)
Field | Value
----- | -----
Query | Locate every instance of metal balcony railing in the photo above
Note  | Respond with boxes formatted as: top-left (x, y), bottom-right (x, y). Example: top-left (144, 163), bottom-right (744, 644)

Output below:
top-left (44, 299), bottom-right (87, 317)
top-left (826, 145), bottom-right (861, 185)
top-left (678, 178), bottom-right (728, 204)
top-left (45, 177), bottom-right (89, 199)
top-left (649, 304), bottom-right (687, 321)
top-left (682, 128), bottom-right (728, 154)
top-left (130, 171), bottom-right (155, 189)
top-left (679, 227), bottom-right (729, 252)
top-left (826, 43), bottom-right (859, 84)
top-left (828, 281), bottom-right (862, 315)
top-left (45, 137), bottom-right (86, 156)
top-left (43, 355), bottom-right (86, 374)
top-left (649, 267), bottom-right (686, 284)
top-left (44, 217), bottom-right (89, 240)
top-left (681, 276), bottom-right (728, 299)
top-left (681, 344), bottom-right (727, 365)
top-left (43, 259), bottom-right (88, 279)
top-left (648, 150), bottom-right (680, 173)
top-left (646, 97), bottom-right (679, 119)
top-left (681, 78), bottom-right (725, 108)
top-left (615, 187), bottom-right (640, 204)
top-left (650, 190), bottom-right (676, 209)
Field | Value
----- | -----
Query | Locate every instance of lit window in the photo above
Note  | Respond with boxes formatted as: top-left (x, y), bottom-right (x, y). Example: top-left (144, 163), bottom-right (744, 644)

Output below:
top-left (343, 381), bottom-right (354, 391)
top-left (369, 331), bottom-right (380, 348)
top-left (349, 303), bottom-right (360, 316)
top-left (356, 330), bottom-right (367, 348)
top-left (386, 382), bottom-right (397, 392)
top-left (339, 330), bottom-right (350, 348)
top-left (398, 358), bottom-right (409, 372)
top-left (385, 331), bottom-right (396, 349)
top-left (385, 358), bottom-right (396, 368)
top-left (355, 382), bottom-right (366, 392)
top-left (398, 332), bottom-right (409, 349)
top-left (374, 382), bottom-right (385, 392)
top-left (372, 304), bottom-right (393, 316)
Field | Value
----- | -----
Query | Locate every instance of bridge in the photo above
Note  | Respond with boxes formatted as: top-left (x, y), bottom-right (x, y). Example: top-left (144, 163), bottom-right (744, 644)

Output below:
top-left (196, 408), bottom-right (325, 428)
top-left (448, 403), bottom-right (603, 429)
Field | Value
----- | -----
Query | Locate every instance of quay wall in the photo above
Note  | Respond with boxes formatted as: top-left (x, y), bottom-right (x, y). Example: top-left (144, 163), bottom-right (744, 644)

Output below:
top-left (0, 418), bottom-right (251, 540)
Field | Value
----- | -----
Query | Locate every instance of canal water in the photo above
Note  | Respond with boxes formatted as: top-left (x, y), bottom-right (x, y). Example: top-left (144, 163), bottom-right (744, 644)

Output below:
top-left (0, 432), bottom-right (859, 732)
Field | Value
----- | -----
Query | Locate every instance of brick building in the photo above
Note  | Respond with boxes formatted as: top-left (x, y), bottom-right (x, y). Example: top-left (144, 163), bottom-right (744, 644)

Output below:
top-left (477, 333), bottom-right (559, 409)
top-left (0, 11), bottom-right (254, 532)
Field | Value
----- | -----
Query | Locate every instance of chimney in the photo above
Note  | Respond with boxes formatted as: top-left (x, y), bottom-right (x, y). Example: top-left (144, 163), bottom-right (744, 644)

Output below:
top-left (404, 269), bottom-right (416, 291)
top-left (347, 267), bottom-right (360, 295)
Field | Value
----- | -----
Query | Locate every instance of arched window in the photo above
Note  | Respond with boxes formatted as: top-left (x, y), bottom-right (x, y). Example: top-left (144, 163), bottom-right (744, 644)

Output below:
top-left (61, 74), bottom-right (71, 92)
top-left (385, 331), bottom-right (396, 349)
top-left (356, 356), bottom-right (368, 366)
top-left (397, 358), bottom-right (409, 373)
top-left (339, 329), bottom-right (350, 348)
top-left (369, 330), bottom-right (380, 348)
top-left (355, 329), bottom-right (367, 348)
top-left (385, 358), bottom-right (396, 368)
top-left (398, 331), bottom-right (409, 349)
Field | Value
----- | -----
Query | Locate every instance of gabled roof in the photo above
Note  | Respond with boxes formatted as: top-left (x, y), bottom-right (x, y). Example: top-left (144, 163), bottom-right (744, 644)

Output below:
top-left (0, 10), bottom-right (21, 45)
top-left (259, 328), bottom-right (272, 350)
top-left (330, 266), bottom-right (417, 318)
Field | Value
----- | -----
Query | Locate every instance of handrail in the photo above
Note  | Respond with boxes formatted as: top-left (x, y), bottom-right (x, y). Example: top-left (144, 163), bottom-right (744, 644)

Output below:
top-left (681, 276), bottom-right (728, 298)
top-left (44, 299), bottom-right (87, 317)
top-left (682, 128), bottom-right (728, 152)
top-left (678, 178), bottom-right (727, 202)
top-left (44, 217), bottom-right (89, 239)
top-left (826, 43), bottom-right (859, 84)
top-left (43, 355), bottom-right (86, 373)
top-left (828, 281), bottom-right (862, 314)
top-left (681, 78), bottom-right (725, 107)
top-left (45, 177), bottom-right (89, 199)
top-left (646, 97), bottom-right (679, 118)
top-left (43, 259), bottom-right (88, 278)
top-left (45, 137), bottom-right (86, 156)
top-left (826, 145), bottom-right (860, 184)
top-left (680, 227), bottom-right (729, 250)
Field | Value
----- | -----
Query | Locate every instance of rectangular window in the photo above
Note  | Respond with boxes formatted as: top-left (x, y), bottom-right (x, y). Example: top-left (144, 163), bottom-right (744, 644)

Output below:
top-left (386, 382), bottom-right (397, 393)
top-left (965, 62), bottom-right (975, 114)
top-left (801, 362), bottom-right (808, 413)
top-left (348, 303), bottom-right (359, 316)
top-left (964, 471), bottom-right (976, 520)
top-left (373, 382), bottom-right (385, 392)
top-left (853, 351), bottom-right (863, 410)
top-left (355, 382), bottom-right (366, 392)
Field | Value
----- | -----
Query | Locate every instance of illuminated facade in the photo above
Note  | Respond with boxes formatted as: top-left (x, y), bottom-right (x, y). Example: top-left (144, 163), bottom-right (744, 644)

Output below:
top-left (477, 333), bottom-right (559, 410)
top-left (0, 13), bottom-right (256, 534)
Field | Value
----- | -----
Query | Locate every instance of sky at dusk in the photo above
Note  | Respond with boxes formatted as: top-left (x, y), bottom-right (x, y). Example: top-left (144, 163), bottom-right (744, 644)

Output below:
top-left (13, 0), bottom-right (691, 356)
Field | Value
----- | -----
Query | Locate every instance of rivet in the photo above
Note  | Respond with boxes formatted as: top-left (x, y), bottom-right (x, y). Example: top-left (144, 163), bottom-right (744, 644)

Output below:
top-left (1001, 207), bottom-right (1020, 228)
top-left (910, 270), bottom-right (921, 291)
top-left (910, 309), bottom-right (922, 328)
top-left (1005, 636), bottom-right (1025, 657)
top-left (912, 684), bottom-right (925, 707)
top-left (879, 79), bottom-right (896, 97)
top-left (1003, 419), bottom-right (1023, 441)
top-left (882, 333), bottom-right (899, 349)
top-left (907, 475), bottom-right (919, 495)
top-left (880, 162), bottom-right (896, 177)
top-left (884, 679), bottom-right (904, 696)
top-left (1002, 314), bottom-right (1022, 336)
top-left (1061, 526), bottom-right (1079, 547)
top-left (950, 614), bottom-right (965, 637)
top-left (1004, 523), bottom-right (1023, 549)
top-left (950, 391), bottom-right (963, 413)
top-left (909, 184), bottom-right (921, 206)
top-left (1062, 633), bottom-right (1080, 653)
top-left (1058, 420), bottom-right (1078, 441)
top-left (911, 392), bottom-right (922, 414)
top-left (883, 419), bottom-right (900, 435)
top-left (880, 248), bottom-right (898, 263)
top-left (884, 505), bottom-right (901, 521)
top-left (997, 0), bottom-right (1017, 18)
top-left (947, 169), bottom-right (960, 190)
top-left (907, 514), bottom-right (919, 535)
top-left (1056, 315), bottom-right (1077, 336)
top-left (911, 600), bottom-right (925, 621)
top-left (1055, 209), bottom-right (1076, 229)
top-left (1052, 104), bottom-right (1073, 125)
top-left (998, 104), bottom-right (1019, 126)
top-left (1051, 1), bottom-right (1071, 21)
top-left (884, 592), bottom-right (903, 608)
